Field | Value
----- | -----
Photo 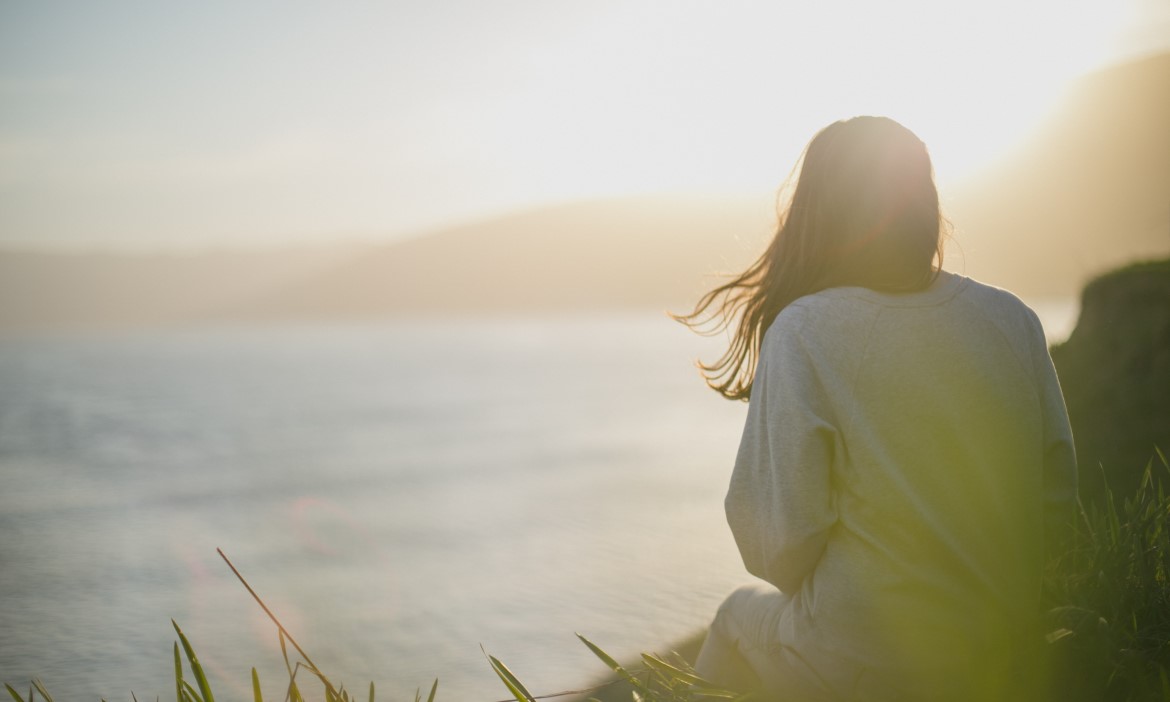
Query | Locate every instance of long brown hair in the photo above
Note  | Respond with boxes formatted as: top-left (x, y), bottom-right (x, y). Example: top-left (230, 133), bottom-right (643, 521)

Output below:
top-left (677, 116), bottom-right (946, 400)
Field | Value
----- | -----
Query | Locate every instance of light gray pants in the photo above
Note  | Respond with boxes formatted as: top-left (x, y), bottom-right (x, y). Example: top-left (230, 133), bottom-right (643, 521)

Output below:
top-left (694, 583), bottom-right (826, 700)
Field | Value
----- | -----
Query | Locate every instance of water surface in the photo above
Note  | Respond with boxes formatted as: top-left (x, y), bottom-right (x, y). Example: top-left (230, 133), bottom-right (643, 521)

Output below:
top-left (0, 316), bottom-right (748, 700)
top-left (0, 302), bottom-right (1076, 700)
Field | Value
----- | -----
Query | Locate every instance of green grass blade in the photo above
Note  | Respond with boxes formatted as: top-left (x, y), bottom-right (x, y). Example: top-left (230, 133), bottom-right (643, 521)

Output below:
top-left (486, 654), bottom-right (535, 702)
top-left (575, 634), bottom-right (640, 687)
top-left (368, 681), bottom-right (375, 702)
top-left (181, 680), bottom-right (202, 702)
top-left (688, 688), bottom-right (741, 699)
top-left (1045, 628), bottom-right (1074, 643)
top-left (683, 687), bottom-right (734, 697)
top-left (173, 643), bottom-right (183, 702)
top-left (30, 681), bottom-right (52, 702)
top-left (251, 668), bottom-right (262, 702)
top-left (640, 653), bottom-right (710, 687)
top-left (278, 631), bottom-right (294, 679)
top-left (424, 679), bottom-right (437, 702)
top-left (4, 683), bottom-right (26, 702)
top-left (172, 620), bottom-right (214, 702)
top-left (314, 666), bottom-right (342, 699)
top-left (286, 668), bottom-right (304, 702)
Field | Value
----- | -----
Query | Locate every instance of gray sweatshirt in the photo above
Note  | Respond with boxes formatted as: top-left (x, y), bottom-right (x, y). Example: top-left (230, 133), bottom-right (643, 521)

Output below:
top-left (726, 270), bottom-right (1077, 701)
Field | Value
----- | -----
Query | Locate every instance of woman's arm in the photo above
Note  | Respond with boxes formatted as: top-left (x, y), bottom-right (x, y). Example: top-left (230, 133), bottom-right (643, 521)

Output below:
top-left (725, 319), bottom-right (839, 594)
top-left (1030, 313), bottom-right (1079, 559)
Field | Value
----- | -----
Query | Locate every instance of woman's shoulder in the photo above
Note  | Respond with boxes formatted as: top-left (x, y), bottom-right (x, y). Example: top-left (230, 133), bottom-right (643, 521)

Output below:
top-left (764, 288), bottom-right (886, 361)
top-left (955, 274), bottom-right (1031, 309)
top-left (770, 278), bottom-right (907, 335)
top-left (950, 274), bottom-right (1046, 335)
top-left (767, 271), bottom-right (1046, 353)
top-left (767, 291), bottom-right (863, 343)
top-left (807, 270), bottom-right (1039, 326)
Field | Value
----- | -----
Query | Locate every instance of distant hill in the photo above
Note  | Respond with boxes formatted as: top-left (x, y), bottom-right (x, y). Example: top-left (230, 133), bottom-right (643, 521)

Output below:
top-left (225, 51), bottom-right (1170, 321)
top-left (948, 52), bottom-right (1170, 295)
top-left (0, 247), bottom-right (353, 333)
top-left (219, 195), bottom-right (773, 321)
top-left (1, 52), bottom-right (1167, 331)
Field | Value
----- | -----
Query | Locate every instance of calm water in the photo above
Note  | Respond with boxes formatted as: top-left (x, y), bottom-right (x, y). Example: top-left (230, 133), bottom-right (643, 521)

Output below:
top-left (0, 304), bottom-right (1077, 700)
top-left (0, 316), bottom-right (752, 700)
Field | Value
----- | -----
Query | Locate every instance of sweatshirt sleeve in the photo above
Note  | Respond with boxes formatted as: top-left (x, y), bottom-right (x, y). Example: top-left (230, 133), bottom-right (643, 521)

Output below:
top-left (725, 316), bottom-right (839, 594)
top-left (1029, 312), bottom-right (1079, 558)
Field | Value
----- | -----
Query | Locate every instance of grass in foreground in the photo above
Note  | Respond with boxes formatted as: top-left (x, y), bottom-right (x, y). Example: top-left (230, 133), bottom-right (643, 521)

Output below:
top-left (5, 547), bottom-right (744, 702)
top-left (1043, 450), bottom-right (1170, 702)
top-left (6, 450), bottom-right (1170, 702)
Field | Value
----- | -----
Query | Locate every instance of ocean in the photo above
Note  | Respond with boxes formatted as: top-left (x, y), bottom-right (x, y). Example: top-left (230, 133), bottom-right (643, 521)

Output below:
top-left (0, 304), bottom-right (1077, 700)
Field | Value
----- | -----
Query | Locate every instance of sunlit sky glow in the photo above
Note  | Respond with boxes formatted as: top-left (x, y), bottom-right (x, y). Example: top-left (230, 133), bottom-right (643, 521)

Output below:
top-left (1, 0), bottom-right (1168, 251)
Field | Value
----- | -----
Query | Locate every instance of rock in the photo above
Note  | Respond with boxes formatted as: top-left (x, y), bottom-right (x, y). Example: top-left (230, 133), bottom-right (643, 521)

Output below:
top-left (1050, 258), bottom-right (1170, 507)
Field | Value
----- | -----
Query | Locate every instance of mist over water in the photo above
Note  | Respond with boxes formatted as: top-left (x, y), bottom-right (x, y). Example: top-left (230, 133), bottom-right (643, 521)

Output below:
top-left (0, 305), bottom-right (1075, 700)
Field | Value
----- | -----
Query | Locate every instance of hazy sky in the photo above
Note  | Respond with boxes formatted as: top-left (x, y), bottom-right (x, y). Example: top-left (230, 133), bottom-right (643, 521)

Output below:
top-left (2, 1), bottom-right (1168, 251)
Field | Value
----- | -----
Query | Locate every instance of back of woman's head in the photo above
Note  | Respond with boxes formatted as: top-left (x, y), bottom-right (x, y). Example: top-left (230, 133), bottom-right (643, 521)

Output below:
top-left (789, 116), bottom-right (941, 290)
top-left (679, 116), bottom-right (945, 400)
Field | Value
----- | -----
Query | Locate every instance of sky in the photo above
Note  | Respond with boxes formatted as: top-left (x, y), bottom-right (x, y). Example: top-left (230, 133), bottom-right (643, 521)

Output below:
top-left (2, 0), bottom-right (1169, 252)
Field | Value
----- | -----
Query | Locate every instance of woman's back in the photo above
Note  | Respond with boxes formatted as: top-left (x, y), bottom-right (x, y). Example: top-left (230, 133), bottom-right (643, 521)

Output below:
top-left (725, 271), bottom-right (1076, 700)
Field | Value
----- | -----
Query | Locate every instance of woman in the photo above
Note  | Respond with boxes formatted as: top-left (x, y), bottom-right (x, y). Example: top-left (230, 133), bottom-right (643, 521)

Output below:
top-left (680, 117), bottom-right (1078, 701)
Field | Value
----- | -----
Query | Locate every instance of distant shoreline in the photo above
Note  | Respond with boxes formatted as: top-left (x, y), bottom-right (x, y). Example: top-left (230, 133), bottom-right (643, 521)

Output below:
top-left (1027, 297), bottom-right (1080, 343)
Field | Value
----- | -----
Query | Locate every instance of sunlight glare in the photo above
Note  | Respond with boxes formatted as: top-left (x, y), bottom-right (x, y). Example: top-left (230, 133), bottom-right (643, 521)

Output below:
top-left (457, 0), bottom-right (1129, 199)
